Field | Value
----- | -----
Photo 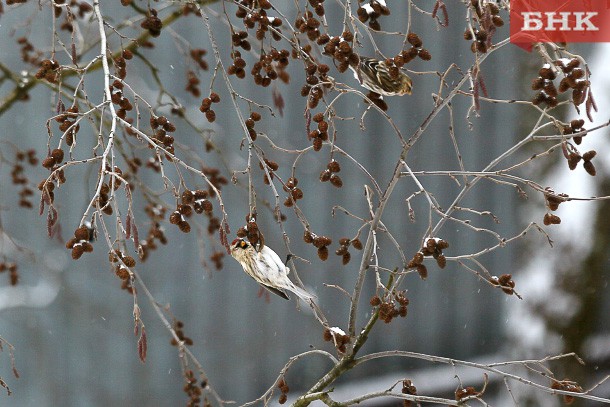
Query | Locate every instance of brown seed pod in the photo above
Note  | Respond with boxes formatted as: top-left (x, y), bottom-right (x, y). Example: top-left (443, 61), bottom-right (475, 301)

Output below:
top-left (318, 246), bottom-right (329, 261)
top-left (181, 190), bottom-right (195, 205)
top-left (66, 237), bottom-right (78, 249)
top-left (436, 254), bottom-right (446, 269)
top-left (582, 150), bottom-right (597, 161)
top-left (205, 110), bottom-right (216, 122)
top-left (286, 177), bottom-right (298, 189)
top-left (583, 160), bottom-right (596, 176)
top-left (339, 237), bottom-right (350, 246)
top-left (312, 112), bottom-right (324, 122)
top-left (319, 169), bottom-right (331, 182)
top-left (51, 148), bottom-right (65, 163)
top-left (99, 183), bottom-right (110, 196)
top-left (351, 238), bottom-right (363, 250)
top-left (169, 211), bottom-right (181, 225)
top-left (308, 95), bottom-right (320, 109)
top-left (312, 137), bottom-right (323, 151)
top-left (200, 98), bottom-right (212, 111)
top-left (545, 198), bottom-right (560, 211)
top-left (557, 78), bottom-right (570, 93)
top-left (312, 236), bottom-right (324, 248)
top-left (532, 92), bottom-right (546, 106)
top-left (335, 245), bottom-right (348, 256)
top-left (572, 89), bottom-right (585, 106)
top-left (237, 227), bottom-right (248, 238)
top-left (543, 82), bottom-right (558, 98)
top-left (306, 75), bottom-right (319, 86)
top-left (313, 32), bottom-right (329, 45)
top-left (498, 274), bottom-right (513, 286)
top-left (416, 264), bottom-right (428, 280)
top-left (123, 256), bottom-right (136, 267)
top-left (265, 159), bottom-right (279, 171)
top-left (42, 156), bottom-right (56, 169)
top-left (329, 174), bottom-right (343, 188)
top-left (369, 19), bottom-right (381, 31)
top-left (342, 252), bottom-right (351, 265)
top-left (194, 189), bottom-right (209, 199)
top-left (291, 188), bottom-right (304, 200)
top-left (178, 204), bottom-right (192, 216)
top-left (531, 77), bottom-right (545, 90)
top-left (323, 328), bottom-right (333, 341)
top-left (303, 230), bottom-right (314, 243)
top-left (73, 226), bottom-right (89, 241)
top-left (407, 32), bottom-right (423, 48)
top-left (115, 266), bottom-right (130, 280)
top-left (567, 153), bottom-right (581, 170)
top-left (539, 66), bottom-right (556, 80)
top-left (492, 15), bottom-right (504, 26)
top-left (178, 220), bottom-right (191, 233)
top-left (327, 160), bottom-right (340, 173)
top-left (72, 245), bottom-right (85, 260)
top-left (543, 213), bottom-right (562, 225)
top-left (571, 119), bottom-right (585, 129)
top-left (357, 7), bottom-right (369, 22)
top-left (475, 29), bottom-right (488, 42)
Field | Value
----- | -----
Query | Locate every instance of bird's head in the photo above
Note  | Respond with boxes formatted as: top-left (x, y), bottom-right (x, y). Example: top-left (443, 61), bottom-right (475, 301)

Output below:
top-left (230, 238), bottom-right (253, 260)
top-left (396, 74), bottom-right (413, 96)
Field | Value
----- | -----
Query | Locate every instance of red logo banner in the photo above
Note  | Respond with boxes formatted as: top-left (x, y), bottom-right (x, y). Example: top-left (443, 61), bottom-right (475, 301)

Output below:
top-left (510, 0), bottom-right (610, 50)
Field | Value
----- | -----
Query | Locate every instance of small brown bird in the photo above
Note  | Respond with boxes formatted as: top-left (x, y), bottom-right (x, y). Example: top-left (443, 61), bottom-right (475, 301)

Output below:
top-left (350, 56), bottom-right (412, 96)
top-left (230, 238), bottom-right (315, 302)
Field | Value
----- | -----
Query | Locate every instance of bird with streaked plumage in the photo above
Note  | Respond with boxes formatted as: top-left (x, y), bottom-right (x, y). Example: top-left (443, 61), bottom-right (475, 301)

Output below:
top-left (230, 238), bottom-right (315, 302)
top-left (350, 56), bottom-right (412, 96)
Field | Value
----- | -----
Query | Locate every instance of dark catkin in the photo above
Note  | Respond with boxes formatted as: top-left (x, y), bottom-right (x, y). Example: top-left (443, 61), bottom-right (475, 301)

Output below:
top-left (329, 174), bottom-right (343, 188)
top-left (317, 246), bottom-right (329, 261)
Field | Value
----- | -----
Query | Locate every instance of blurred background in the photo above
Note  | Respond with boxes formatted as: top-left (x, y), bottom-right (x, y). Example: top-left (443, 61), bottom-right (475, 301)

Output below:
top-left (0, 1), bottom-right (609, 406)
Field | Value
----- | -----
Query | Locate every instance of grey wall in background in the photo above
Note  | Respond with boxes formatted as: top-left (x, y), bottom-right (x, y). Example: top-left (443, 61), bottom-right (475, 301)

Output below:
top-left (0, 2), bottom-right (529, 406)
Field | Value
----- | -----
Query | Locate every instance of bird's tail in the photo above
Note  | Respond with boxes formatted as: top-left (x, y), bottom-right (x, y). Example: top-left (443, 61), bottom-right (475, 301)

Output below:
top-left (288, 283), bottom-right (316, 303)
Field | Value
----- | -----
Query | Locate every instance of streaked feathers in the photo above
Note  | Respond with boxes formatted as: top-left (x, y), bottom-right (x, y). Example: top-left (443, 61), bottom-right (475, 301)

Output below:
top-left (230, 238), bottom-right (316, 302)
top-left (350, 56), bottom-right (412, 96)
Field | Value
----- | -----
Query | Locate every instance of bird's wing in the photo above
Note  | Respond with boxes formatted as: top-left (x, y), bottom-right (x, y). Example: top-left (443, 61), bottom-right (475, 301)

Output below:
top-left (260, 284), bottom-right (290, 300)
top-left (259, 245), bottom-right (288, 273)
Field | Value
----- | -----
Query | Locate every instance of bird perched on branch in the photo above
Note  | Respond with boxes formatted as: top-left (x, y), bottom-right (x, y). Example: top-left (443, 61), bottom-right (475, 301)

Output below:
top-left (230, 238), bottom-right (315, 302)
top-left (350, 56), bottom-right (412, 96)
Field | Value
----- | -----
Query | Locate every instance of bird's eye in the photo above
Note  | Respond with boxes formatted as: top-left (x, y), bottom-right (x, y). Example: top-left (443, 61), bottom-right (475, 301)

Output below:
top-left (240, 240), bottom-right (248, 248)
